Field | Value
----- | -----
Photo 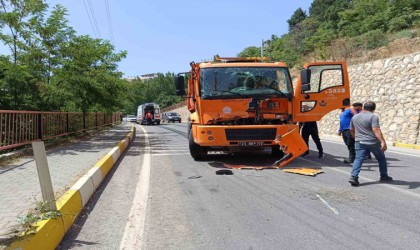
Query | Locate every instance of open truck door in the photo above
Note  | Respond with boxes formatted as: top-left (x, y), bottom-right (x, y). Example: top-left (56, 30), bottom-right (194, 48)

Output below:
top-left (293, 62), bottom-right (350, 122)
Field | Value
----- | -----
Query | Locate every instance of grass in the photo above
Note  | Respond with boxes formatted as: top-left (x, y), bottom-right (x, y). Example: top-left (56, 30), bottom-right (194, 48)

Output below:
top-left (18, 200), bottom-right (62, 234)
top-left (0, 199), bottom-right (62, 248)
top-left (390, 29), bottom-right (416, 40)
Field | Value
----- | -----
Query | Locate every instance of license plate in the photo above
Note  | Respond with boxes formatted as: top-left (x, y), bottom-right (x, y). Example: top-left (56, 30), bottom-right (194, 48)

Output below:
top-left (238, 141), bottom-right (264, 146)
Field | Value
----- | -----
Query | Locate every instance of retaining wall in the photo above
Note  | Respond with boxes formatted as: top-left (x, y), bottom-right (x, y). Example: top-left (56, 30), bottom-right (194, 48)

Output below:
top-left (319, 52), bottom-right (420, 145)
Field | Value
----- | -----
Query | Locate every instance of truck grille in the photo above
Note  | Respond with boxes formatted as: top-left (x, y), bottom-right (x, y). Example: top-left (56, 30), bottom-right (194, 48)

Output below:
top-left (225, 128), bottom-right (277, 141)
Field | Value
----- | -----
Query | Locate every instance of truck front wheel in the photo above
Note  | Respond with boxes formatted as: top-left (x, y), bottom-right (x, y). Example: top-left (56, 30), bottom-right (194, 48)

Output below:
top-left (189, 131), bottom-right (208, 161)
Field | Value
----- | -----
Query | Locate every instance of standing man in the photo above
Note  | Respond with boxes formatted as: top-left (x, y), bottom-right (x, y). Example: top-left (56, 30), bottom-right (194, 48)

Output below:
top-left (338, 102), bottom-right (363, 164)
top-left (348, 101), bottom-right (393, 186)
top-left (146, 111), bottom-right (152, 125)
top-left (301, 121), bottom-right (324, 158)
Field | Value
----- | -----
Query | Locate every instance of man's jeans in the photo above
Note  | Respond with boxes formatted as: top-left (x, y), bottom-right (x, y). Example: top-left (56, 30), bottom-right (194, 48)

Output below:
top-left (351, 141), bottom-right (388, 177)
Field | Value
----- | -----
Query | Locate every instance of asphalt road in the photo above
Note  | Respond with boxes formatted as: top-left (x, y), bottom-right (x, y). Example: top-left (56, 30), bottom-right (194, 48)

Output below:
top-left (58, 123), bottom-right (420, 250)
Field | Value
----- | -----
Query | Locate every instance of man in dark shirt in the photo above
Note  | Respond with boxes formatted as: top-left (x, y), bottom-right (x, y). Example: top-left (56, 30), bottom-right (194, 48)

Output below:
top-left (348, 101), bottom-right (393, 186)
top-left (338, 102), bottom-right (363, 163)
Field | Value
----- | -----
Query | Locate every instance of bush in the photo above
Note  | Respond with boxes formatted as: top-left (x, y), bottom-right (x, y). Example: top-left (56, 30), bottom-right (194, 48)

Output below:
top-left (354, 29), bottom-right (388, 50)
top-left (389, 15), bottom-right (413, 32)
top-left (391, 29), bottom-right (416, 40)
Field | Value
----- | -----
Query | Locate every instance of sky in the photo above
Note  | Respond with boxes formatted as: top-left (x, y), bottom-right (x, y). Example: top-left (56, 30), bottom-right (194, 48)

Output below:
top-left (44, 0), bottom-right (313, 77)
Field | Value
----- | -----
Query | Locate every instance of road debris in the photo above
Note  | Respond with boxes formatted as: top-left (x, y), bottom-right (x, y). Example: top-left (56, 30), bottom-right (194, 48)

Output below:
top-left (188, 175), bottom-right (203, 179)
top-left (215, 169), bottom-right (233, 175)
top-left (282, 168), bottom-right (323, 176)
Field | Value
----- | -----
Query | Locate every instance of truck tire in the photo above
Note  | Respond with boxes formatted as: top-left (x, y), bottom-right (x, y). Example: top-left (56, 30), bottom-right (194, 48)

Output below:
top-left (189, 131), bottom-right (207, 161)
top-left (271, 145), bottom-right (285, 158)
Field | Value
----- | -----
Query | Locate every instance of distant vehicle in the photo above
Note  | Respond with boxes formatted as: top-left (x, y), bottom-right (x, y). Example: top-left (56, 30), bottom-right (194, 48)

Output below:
top-left (163, 112), bottom-right (182, 123)
top-left (126, 115), bottom-right (137, 122)
top-left (137, 103), bottom-right (161, 125)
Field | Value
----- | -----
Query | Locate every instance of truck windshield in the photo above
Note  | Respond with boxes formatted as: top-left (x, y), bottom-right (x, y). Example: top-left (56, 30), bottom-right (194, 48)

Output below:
top-left (200, 67), bottom-right (292, 99)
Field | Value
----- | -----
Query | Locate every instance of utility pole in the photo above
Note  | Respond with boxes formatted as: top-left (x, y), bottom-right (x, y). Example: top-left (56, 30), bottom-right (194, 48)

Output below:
top-left (261, 39), bottom-right (264, 57)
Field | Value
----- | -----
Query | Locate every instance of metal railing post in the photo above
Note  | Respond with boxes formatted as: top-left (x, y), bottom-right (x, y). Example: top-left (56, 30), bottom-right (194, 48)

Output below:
top-left (37, 113), bottom-right (42, 140)
top-left (83, 112), bottom-right (86, 131)
top-left (66, 113), bottom-right (69, 134)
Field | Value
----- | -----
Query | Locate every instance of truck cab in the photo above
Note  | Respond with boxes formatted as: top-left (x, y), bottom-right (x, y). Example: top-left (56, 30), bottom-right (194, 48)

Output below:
top-left (175, 57), bottom-right (350, 162)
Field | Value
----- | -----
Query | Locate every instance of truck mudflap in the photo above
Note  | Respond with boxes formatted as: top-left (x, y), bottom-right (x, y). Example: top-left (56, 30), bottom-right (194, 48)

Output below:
top-left (273, 128), bottom-right (308, 167)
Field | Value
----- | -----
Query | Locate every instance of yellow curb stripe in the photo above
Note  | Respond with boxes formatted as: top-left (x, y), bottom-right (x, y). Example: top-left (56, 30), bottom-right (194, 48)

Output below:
top-left (393, 142), bottom-right (420, 150)
top-left (7, 217), bottom-right (65, 250)
top-left (57, 190), bottom-right (83, 232)
top-left (95, 152), bottom-right (115, 178)
top-left (7, 190), bottom-right (82, 250)
top-left (117, 139), bottom-right (128, 151)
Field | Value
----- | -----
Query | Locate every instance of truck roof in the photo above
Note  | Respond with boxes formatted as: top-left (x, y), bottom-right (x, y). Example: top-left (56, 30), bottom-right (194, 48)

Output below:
top-left (199, 62), bottom-right (288, 68)
top-left (197, 56), bottom-right (288, 68)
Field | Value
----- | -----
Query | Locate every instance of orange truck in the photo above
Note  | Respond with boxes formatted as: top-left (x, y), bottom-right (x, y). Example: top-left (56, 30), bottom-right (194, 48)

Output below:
top-left (175, 57), bottom-right (350, 167)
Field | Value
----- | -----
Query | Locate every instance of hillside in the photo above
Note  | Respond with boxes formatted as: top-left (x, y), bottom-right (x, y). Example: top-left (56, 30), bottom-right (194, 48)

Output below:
top-left (239, 0), bottom-right (419, 71)
top-left (289, 35), bottom-right (420, 77)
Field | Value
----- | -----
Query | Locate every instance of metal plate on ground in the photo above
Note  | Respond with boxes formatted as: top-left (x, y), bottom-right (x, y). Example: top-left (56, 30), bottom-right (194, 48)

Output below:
top-left (282, 168), bottom-right (324, 176)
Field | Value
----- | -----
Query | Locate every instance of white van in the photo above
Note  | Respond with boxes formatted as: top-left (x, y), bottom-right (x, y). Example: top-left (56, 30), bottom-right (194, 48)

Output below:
top-left (137, 103), bottom-right (161, 125)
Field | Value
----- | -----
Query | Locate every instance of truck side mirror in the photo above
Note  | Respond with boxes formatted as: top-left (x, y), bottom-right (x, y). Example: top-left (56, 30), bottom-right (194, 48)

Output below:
top-left (301, 84), bottom-right (311, 91)
top-left (300, 69), bottom-right (311, 85)
top-left (175, 75), bottom-right (185, 96)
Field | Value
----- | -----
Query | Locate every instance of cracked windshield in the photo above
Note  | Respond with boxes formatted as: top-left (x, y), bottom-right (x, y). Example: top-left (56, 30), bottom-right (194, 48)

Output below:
top-left (200, 67), bottom-right (292, 99)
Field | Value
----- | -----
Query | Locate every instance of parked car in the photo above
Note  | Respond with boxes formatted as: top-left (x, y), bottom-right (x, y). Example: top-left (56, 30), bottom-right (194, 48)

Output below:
top-left (163, 112), bottom-right (181, 123)
top-left (126, 115), bottom-right (137, 122)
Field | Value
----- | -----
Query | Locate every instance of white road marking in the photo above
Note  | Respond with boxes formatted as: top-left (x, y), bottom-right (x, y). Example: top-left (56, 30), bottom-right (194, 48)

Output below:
top-left (316, 194), bottom-right (339, 215)
top-left (299, 157), bottom-right (420, 199)
top-left (119, 125), bottom-right (151, 250)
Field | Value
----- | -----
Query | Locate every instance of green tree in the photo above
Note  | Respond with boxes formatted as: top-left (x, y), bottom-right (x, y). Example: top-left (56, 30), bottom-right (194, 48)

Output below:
top-left (0, 0), bottom-right (128, 112)
top-left (124, 73), bottom-right (183, 115)
top-left (338, 0), bottom-right (390, 36)
top-left (0, 0), bottom-right (48, 109)
top-left (237, 46), bottom-right (261, 57)
top-left (265, 34), bottom-right (301, 67)
top-left (22, 4), bottom-right (76, 110)
top-left (53, 35), bottom-right (127, 112)
top-left (287, 8), bottom-right (307, 31)
top-left (387, 0), bottom-right (420, 32)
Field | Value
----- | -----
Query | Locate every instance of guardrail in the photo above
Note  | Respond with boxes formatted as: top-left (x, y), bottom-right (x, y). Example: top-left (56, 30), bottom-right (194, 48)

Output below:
top-left (0, 110), bottom-right (121, 151)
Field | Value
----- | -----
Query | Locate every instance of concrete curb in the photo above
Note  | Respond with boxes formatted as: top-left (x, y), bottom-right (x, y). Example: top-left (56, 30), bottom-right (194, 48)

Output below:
top-left (6, 125), bottom-right (136, 250)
